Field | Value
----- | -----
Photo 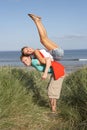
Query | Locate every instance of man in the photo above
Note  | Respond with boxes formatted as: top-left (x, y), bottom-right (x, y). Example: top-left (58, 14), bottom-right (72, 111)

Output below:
top-left (20, 55), bottom-right (65, 112)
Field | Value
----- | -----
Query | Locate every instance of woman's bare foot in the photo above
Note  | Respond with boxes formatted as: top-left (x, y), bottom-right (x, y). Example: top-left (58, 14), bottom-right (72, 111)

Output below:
top-left (28, 14), bottom-right (41, 21)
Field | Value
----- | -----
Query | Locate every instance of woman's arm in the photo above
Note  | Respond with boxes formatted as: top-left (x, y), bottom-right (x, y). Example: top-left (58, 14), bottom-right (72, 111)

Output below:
top-left (42, 57), bottom-right (52, 79)
top-left (34, 49), bottom-right (46, 64)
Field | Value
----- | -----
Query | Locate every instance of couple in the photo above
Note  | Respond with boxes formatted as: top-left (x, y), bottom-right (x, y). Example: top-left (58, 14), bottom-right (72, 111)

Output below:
top-left (20, 14), bottom-right (65, 113)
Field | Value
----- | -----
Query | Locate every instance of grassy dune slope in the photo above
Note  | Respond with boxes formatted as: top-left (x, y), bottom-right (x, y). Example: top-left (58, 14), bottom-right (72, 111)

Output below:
top-left (0, 66), bottom-right (87, 130)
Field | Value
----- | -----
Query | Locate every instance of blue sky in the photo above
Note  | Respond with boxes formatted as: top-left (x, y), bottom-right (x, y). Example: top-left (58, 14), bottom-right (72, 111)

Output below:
top-left (0, 0), bottom-right (87, 51)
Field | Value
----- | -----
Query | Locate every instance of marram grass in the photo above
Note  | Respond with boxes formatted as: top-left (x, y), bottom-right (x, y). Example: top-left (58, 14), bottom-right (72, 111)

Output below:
top-left (59, 66), bottom-right (87, 130)
top-left (0, 66), bottom-right (87, 130)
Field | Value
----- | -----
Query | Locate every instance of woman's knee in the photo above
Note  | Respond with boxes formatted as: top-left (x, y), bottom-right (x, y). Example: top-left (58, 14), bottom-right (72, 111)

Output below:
top-left (40, 36), bottom-right (48, 43)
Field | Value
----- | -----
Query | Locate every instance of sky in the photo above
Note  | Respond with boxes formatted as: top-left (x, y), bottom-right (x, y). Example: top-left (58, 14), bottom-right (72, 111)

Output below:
top-left (0, 0), bottom-right (87, 51)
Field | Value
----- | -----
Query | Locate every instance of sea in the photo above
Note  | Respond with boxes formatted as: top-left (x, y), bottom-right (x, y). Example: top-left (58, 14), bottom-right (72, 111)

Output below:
top-left (0, 49), bottom-right (87, 73)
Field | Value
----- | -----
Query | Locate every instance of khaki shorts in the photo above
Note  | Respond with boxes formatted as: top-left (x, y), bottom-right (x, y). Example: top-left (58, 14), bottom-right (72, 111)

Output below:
top-left (47, 75), bottom-right (65, 99)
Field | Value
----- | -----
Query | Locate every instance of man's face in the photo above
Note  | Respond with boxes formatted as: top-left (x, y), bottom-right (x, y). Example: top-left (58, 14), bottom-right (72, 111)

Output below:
top-left (22, 56), bottom-right (31, 66)
top-left (23, 47), bottom-right (34, 55)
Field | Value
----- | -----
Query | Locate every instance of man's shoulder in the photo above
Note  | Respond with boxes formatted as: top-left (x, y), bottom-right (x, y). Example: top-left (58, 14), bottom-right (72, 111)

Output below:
top-left (32, 59), bottom-right (39, 65)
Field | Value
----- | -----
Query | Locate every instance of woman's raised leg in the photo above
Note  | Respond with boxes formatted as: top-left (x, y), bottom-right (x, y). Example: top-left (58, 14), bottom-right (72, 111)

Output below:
top-left (28, 14), bottom-right (59, 50)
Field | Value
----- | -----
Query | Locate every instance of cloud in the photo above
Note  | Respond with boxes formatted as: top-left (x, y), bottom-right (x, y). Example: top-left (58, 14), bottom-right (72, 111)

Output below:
top-left (59, 35), bottom-right (87, 40)
top-left (52, 35), bottom-right (87, 40)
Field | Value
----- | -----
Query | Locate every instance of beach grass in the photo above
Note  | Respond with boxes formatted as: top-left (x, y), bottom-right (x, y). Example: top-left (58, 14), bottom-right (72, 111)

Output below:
top-left (0, 66), bottom-right (87, 130)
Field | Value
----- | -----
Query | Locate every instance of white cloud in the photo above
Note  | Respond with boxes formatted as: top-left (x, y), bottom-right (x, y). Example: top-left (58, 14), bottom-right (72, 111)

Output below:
top-left (52, 35), bottom-right (87, 40)
top-left (59, 35), bottom-right (87, 40)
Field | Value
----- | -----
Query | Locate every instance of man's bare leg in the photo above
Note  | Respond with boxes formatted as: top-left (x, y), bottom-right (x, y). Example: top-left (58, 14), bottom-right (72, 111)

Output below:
top-left (50, 98), bottom-right (56, 112)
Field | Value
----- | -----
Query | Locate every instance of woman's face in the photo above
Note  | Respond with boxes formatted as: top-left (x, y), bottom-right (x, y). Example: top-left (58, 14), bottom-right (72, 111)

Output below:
top-left (22, 56), bottom-right (31, 66)
top-left (23, 47), bottom-right (34, 55)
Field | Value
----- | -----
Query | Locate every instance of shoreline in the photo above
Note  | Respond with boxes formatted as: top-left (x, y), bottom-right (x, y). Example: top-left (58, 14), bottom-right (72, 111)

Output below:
top-left (64, 65), bottom-right (87, 73)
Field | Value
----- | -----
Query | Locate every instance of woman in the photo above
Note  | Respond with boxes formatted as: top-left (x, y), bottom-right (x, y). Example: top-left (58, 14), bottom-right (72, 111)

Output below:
top-left (21, 14), bottom-right (64, 61)
top-left (21, 13), bottom-right (64, 79)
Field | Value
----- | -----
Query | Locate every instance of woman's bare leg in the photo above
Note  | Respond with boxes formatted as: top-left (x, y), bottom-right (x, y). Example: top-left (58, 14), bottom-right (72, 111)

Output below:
top-left (28, 14), bottom-right (58, 50)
